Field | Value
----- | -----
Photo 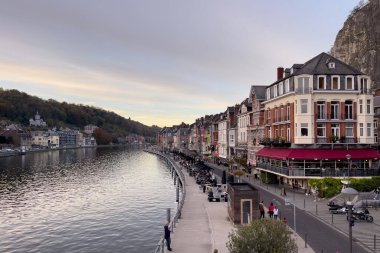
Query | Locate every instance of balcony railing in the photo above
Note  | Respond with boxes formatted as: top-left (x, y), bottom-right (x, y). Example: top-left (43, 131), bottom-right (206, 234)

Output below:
top-left (256, 162), bottom-right (379, 177)
top-left (295, 87), bottom-right (313, 94)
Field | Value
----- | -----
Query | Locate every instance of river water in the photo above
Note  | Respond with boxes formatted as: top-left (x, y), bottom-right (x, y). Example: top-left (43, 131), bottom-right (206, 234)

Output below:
top-left (0, 147), bottom-right (178, 253)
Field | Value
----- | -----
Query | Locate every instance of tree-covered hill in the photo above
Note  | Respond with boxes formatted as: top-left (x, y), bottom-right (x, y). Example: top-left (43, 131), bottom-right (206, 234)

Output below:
top-left (0, 88), bottom-right (160, 138)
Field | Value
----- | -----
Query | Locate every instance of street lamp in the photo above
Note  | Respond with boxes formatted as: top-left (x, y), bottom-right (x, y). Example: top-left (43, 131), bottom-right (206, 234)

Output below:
top-left (346, 154), bottom-right (352, 187)
top-left (341, 187), bottom-right (358, 253)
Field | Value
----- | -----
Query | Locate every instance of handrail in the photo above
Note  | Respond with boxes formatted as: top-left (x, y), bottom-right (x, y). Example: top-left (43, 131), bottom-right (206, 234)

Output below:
top-left (145, 149), bottom-right (186, 253)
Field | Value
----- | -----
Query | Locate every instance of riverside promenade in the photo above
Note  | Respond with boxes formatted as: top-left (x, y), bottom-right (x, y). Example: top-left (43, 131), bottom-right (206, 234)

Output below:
top-left (168, 159), bottom-right (315, 253)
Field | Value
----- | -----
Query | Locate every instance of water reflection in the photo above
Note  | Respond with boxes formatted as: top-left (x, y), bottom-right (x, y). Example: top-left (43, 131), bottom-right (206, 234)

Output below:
top-left (0, 147), bottom-right (178, 253)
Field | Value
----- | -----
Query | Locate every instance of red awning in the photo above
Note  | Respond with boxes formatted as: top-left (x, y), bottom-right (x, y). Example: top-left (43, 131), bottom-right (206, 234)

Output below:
top-left (256, 148), bottom-right (380, 160)
top-left (256, 148), bottom-right (292, 160)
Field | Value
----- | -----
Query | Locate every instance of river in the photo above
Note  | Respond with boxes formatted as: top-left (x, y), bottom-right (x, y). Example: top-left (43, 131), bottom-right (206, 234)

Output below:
top-left (0, 146), bottom-right (178, 253)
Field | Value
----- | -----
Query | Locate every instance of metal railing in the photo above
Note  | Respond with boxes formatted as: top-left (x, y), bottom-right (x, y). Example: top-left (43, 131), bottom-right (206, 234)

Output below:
top-left (256, 162), bottom-right (380, 178)
top-left (146, 150), bottom-right (186, 253)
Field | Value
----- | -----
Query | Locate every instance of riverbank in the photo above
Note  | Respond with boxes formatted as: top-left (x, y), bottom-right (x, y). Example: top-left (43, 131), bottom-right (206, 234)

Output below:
top-left (0, 143), bottom-right (148, 158)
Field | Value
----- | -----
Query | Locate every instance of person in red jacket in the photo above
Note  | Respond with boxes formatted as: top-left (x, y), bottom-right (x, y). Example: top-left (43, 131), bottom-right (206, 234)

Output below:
top-left (268, 202), bottom-right (274, 218)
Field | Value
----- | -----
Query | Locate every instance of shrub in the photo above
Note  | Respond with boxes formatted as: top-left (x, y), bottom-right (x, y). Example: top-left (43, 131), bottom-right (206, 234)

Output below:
top-left (227, 219), bottom-right (297, 253)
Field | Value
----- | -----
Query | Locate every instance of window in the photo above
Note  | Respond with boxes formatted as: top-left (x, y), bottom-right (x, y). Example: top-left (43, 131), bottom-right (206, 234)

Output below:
top-left (346, 123), bottom-right (354, 137)
top-left (274, 107), bottom-right (278, 122)
top-left (331, 123), bottom-right (340, 138)
top-left (328, 62), bottom-right (335, 69)
top-left (287, 126), bottom-right (290, 142)
top-left (360, 77), bottom-right (368, 93)
top-left (345, 101), bottom-right (353, 119)
top-left (266, 89), bottom-right (271, 100)
top-left (317, 123), bottom-right (326, 137)
top-left (295, 100), bottom-right (297, 114)
top-left (332, 76), bottom-right (339, 90)
top-left (285, 79), bottom-right (290, 93)
top-left (317, 101), bottom-right (326, 120)
top-left (375, 133), bottom-right (378, 144)
top-left (318, 76), bottom-right (325, 90)
top-left (298, 77), bottom-right (310, 94)
top-left (279, 82), bottom-right (283, 95)
top-left (286, 104), bottom-right (290, 121)
top-left (268, 127), bottom-right (272, 138)
top-left (360, 123), bottom-right (364, 137)
top-left (301, 99), bottom-right (308, 113)
top-left (367, 123), bottom-right (372, 137)
top-left (331, 101), bottom-right (340, 120)
top-left (367, 99), bottom-right (371, 114)
top-left (359, 99), bottom-right (363, 114)
top-left (375, 120), bottom-right (378, 129)
top-left (301, 123), bottom-right (308, 136)
top-left (281, 128), bottom-right (284, 138)
top-left (274, 85), bottom-right (278, 97)
top-left (267, 109), bottom-right (271, 124)
top-left (286, 125), bottom-right (290, 142)
top-left (346, 76), bottom-right (353, 90)
top-left (280, 106), bottom-right (284, 121)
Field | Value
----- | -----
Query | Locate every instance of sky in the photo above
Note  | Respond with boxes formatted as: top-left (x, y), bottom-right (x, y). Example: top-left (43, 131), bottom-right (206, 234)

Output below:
top-left (0, 0), bottom-right (361, 127)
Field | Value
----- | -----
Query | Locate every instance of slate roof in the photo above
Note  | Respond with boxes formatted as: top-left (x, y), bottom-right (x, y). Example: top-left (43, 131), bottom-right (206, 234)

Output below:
top-left (293, 52), bottom-right (363, 76)
top-left (374, 96), bottom-right (380, 108)
top-left (250, 85), bottom-right (266, 100)
top-left (267, 52), bottom-right (365, 88)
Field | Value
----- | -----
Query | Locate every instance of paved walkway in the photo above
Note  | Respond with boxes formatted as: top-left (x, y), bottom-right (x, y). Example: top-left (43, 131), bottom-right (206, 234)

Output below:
top-left (168, 162), bottom-right (232, 253)
top-left (169, 160), bottom-right (315, 253)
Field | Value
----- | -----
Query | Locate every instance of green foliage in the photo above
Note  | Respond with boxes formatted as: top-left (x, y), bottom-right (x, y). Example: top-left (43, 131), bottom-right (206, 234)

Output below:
top-left (309, 177), bottom-right (380, 197)
top-left (308, 178), bottom-right (341, 198)
top-left (0, 88), bottom-right (160, 138)
top-left (350, 176), bottom-right (380, 192)
top-left (227, 219), bottom-right (297, 253)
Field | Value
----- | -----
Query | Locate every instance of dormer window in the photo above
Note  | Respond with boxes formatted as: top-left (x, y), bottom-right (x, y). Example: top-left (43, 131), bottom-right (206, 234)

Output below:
top-left (328, 62), bottom-right (335, 69)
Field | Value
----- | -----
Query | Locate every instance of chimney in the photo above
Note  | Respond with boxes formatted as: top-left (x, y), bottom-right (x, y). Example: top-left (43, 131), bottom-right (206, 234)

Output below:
top-left (277, 67), bottom-right (284, 81)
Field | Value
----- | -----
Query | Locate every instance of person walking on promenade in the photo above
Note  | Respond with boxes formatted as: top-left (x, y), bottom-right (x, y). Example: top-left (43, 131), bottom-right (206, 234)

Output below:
top-left (268, 202), bottom-right (274, 218)
top-left (273, 206), bottom-right (279, 220)
top-left (259, 201), bottom-right (265, 219)
top-left (164, 221), bottom-right (172, 251)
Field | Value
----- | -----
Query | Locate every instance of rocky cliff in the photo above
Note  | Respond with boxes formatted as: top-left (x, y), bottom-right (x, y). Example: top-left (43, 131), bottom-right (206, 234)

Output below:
top-left (331, 0), bottom-right (380, 87)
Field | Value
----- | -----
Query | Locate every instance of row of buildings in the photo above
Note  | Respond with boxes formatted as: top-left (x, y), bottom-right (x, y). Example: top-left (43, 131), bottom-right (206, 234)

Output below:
top-left (158, 52), bottom-right (380, 190)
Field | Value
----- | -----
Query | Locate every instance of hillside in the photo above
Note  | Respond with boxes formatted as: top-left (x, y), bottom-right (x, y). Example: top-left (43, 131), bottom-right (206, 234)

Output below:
top-left (0, 88), bottom-right (160, 138)
top-left (331, 0), bottom-right (380, 87)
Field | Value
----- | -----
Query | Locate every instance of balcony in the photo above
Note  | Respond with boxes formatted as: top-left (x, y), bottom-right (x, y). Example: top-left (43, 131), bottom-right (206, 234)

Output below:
top-left (295, 87), bottom-right (313, 94)
top-left (256, 162), bottom-right (379, 178)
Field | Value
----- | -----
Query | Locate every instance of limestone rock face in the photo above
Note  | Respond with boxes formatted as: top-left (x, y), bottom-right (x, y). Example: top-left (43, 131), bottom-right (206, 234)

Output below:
top-left (331, 0), bottom-right (380, 87)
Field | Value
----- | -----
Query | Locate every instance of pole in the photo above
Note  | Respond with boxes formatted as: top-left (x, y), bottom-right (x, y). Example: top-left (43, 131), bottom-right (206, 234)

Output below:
top-left (348, 204), bottom-right (353, 253)
top-left (167, 208), bottom-right (171, 223)
top-left (294, 203), bottom-right (296, 237)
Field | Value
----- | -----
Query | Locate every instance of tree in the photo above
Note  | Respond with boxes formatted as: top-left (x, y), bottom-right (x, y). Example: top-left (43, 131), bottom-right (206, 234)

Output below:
top-left (227, 219), bottom-right (297, 253)
top-left (93, 128), bottom-right (112, 145)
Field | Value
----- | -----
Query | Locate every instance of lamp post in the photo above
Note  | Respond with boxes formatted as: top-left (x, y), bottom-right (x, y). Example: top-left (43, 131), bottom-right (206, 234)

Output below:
top-left (346, 154), bottom-right (351, 187)
top-left (341, 187), bottom-right (358, 253)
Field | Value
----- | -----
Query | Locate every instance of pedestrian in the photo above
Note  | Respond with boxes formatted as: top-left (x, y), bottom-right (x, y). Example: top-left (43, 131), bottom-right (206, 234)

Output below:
top-left (214, 249), bottom-right (218, 253)
top-left (259, 201), bottom-right (265, 219)
top-left (273, 206), bottom-right (279, 220)
top-left (268, 202), bottom-right (274, 218)
top-left (164, 221), bottom-right (172, 251)
top-left (282, 217), bottom-right (287, 225)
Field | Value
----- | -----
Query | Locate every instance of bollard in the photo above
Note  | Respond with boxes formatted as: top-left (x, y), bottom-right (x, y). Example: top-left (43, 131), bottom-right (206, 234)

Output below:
top-left (304, 198), bottom-right (306, 209)
top-left (305, 233), bottom-right (307, 248)
top-left (316, 204), bottom-right (318, 215)
top-left (293, 190), bottom-right (295, 201)
top-left (167, 208), bottom-right (171, 223)
top-left (321, 250), bottom-right (323, 253)
top-left (331, 213), bottom-right (334, 224)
